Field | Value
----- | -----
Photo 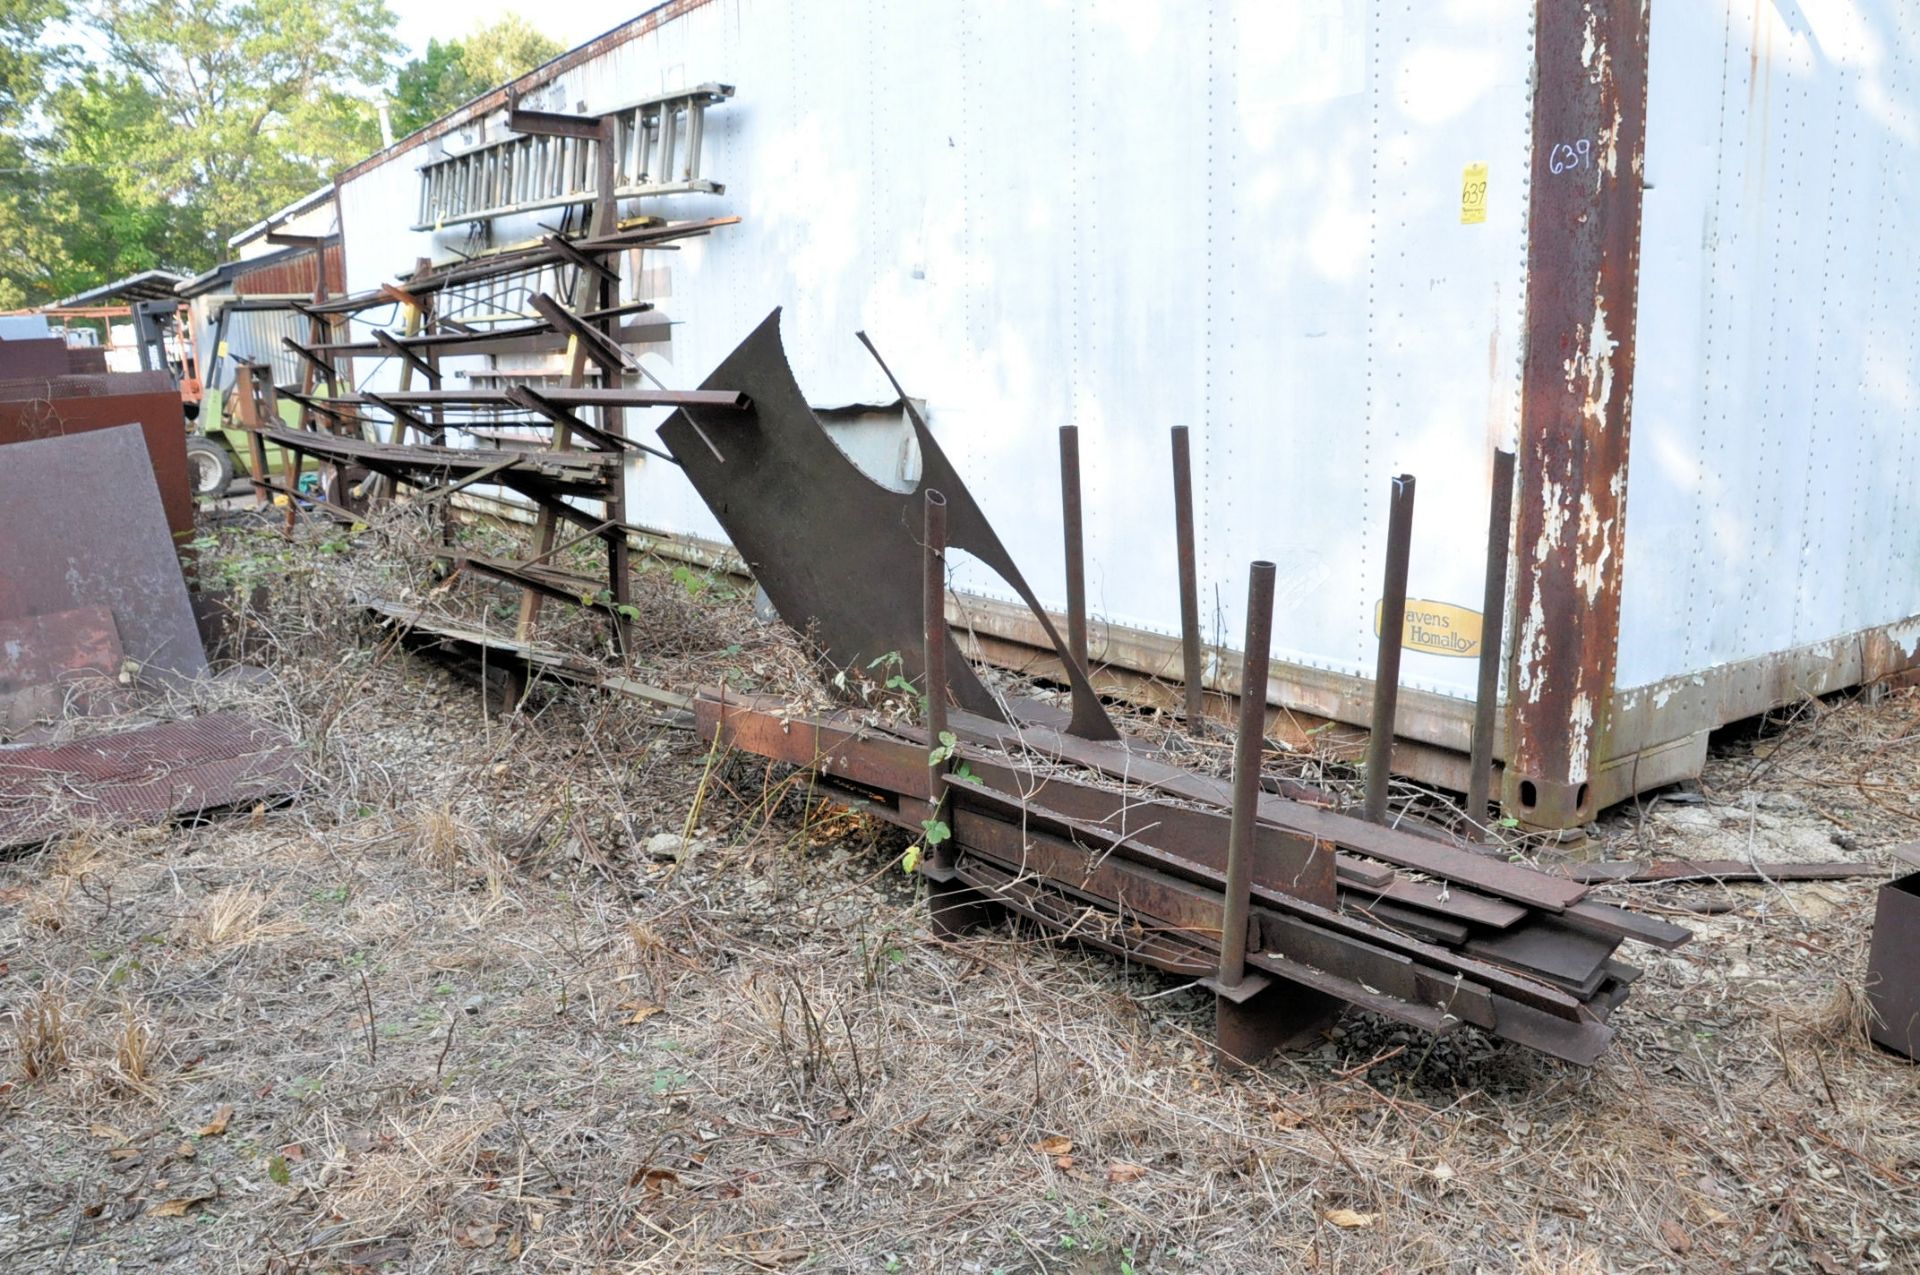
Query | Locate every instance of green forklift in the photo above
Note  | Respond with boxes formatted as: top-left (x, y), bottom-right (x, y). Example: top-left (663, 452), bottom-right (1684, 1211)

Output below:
top-left (142, 297), bottom-right (317, 500)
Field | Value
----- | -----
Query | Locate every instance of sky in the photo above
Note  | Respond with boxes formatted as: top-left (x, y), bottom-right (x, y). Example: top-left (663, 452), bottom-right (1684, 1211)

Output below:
top-left (52, 2), bottom-right (645, 79)
top-left (389, 0), bottom-right (644, 60)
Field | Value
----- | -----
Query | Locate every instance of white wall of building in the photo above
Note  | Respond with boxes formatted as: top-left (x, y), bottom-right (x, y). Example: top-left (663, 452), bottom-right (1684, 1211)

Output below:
top-left (336, 0), bottom-right (1920, 710)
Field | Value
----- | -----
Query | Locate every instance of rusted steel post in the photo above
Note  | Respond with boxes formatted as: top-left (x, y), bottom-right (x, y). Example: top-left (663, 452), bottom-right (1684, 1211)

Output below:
top-left (1058, 426), bottom-right (1089, 679)
top-left (1364, 474), bottom-right (1416, 823)
top-left (594, 114), bottom-right (633, 657)
top-left (1468, 449), bottom-right (1516, 837)
top-left (923, 488), bottom-right (953, 869)
top-left (1505, 0), bottom-right (1650, 828)
top-left (516, 111), bottom-right (624, 653)
top-left (1217, 560), bottom-right (1275, 991)
top-left (1171, 426), bottom-right (1205, 728)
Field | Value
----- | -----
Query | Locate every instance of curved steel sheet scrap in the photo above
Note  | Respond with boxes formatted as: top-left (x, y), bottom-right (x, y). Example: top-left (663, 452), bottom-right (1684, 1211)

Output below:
top-left (659, 309), bottom-right (1117, 740)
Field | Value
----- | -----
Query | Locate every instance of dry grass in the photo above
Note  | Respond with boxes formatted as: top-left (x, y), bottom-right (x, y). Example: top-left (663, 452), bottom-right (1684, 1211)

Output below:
top-left (8, 985), bottom-right (75, 1086)
top-left (105, 1001), bottom-right (160, 1100)
top-left (176, 884), bottom-right (301, 952)
top-left (1, 514), bottom-right (1919, 1271)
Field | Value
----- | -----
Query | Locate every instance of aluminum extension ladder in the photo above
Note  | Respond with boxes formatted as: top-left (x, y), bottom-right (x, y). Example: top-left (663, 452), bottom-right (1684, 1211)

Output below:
top-left (412, 83), bottom-right (733, 232)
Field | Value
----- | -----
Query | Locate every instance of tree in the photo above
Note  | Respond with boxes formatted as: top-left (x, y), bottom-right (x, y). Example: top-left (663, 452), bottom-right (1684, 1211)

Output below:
top-left (83, 0), bottom-right (401, 241)
top-left (460, 14), bottom-right (563, 89)
top-left (391, 37), bottom-right (475, 139)
top-left (390, 14), bottom-right (562, 137)
top-left (0, 0), bottom-right (74, 307)
top-left (0, 0), bottom-right (69, 125)
top-left (0, 0), bottom-right (401, 306)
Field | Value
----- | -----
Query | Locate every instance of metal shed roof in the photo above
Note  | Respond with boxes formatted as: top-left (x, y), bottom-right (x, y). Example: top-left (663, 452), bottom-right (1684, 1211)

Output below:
top-left (54, 269), bottom-right (191, 307)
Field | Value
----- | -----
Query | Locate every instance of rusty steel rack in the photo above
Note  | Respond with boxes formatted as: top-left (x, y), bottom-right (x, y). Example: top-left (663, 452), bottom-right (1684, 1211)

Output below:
top-left (297, 217), bottom-right (738, 319)
top-left (267, 66), bottom-right (1686, 1068)
top-left (250, 99), bottom-right (744, 670)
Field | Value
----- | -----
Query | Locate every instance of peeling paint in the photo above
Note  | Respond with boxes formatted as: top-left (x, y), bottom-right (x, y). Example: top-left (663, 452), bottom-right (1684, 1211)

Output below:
top-left (1567, 693), bottom-right (1593, 784)
top-left (1600, 104), bottom-right (1622, 178)
top-left (1580, 298), bottom-right (1616, 424)
top-left (1515, 588), bottom-right (1549, 700)
top-left (1533, 477), bottom-right (1566, 561)
top-left (1573, 490), bottom-right (1615, 604)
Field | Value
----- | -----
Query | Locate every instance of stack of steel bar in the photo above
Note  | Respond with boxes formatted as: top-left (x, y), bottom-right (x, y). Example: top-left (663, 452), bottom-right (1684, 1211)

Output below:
top-left (693, 689), bottom-right (1686, 1066)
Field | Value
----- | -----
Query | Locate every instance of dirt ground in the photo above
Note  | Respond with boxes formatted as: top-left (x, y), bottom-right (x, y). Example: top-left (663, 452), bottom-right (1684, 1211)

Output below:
top-left (3, 514), bottom-right (1920, 1274)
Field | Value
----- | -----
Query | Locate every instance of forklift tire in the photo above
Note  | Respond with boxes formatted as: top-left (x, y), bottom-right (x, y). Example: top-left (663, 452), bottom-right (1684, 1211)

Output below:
top-left (185, 435), bottom-right (235, 499)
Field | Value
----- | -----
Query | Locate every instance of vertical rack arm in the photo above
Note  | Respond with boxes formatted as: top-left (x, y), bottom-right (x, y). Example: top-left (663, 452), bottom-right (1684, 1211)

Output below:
top-left (1363, 474), bottom-right (1417, 823)
top-left (1468, 449), bottom-right (1516, 837)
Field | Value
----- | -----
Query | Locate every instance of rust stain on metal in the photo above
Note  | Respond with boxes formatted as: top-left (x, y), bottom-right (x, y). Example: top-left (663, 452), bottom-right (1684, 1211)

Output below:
top-left (234, 244), bottom-right (344, 297)
top-left (0, 606), bottom-right (125, 732)
top-left (1504, 0), bottom-right (1650, 828)
top-left (0, 712), bottom-right (301, 848)
top-left (0, 388), bottom-right (198, 543)
top-left (0, 424), bottom-right (208, 686)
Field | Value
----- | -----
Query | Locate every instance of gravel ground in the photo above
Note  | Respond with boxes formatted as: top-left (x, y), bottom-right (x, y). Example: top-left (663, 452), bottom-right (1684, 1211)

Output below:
top-left (2, 515), bottom-right (1919, 1273)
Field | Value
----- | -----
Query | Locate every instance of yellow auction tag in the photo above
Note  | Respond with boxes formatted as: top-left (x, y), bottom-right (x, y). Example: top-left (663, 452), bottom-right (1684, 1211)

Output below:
top-left (1374, 599), bottom-right (1483, 658)
top-left (1460, 162), bottom-right (1488, 224)
top-left (215, 340), bottom-right (229, 358)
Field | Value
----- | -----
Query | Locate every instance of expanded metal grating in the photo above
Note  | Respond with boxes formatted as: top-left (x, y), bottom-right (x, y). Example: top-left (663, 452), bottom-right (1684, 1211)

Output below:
top-left (0, 711), bottom-right (301, 848)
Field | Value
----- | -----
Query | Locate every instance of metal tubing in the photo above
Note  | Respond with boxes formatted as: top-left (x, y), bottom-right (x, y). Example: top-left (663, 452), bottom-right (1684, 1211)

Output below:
top-left (1058, 426), bottom-right (1089, 678)
top-left (1364, 474), bottom-right (1417, 823)
top-left (1217, 560), bottom-right (1276, 990)
top-left (924, 489), bottom-right (952, 866)
top-left (1468, 450), bottom-right (1516, 837)
top-left (1171, 426), bottom-right (1205, 728)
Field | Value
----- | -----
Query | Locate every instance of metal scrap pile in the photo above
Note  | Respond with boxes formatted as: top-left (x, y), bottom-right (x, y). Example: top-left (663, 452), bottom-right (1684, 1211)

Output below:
top-left (0, 422), bottom-right (300, 849)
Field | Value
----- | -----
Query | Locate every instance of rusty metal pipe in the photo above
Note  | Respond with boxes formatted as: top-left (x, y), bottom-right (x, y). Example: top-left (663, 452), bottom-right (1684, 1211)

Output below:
top-left (1468, 450), bottom-right (1515, 838)
top-left (1364, 474), bottom-right (1416, 823)
top-left (1171, 426), bottom-right (1204, 729)
top-left (924, 488), bottom-right (952, 867)
top-left (1218, 560), bottom-right (1276, 990)
top-left (1059, 426), bottom-right (1089, 678)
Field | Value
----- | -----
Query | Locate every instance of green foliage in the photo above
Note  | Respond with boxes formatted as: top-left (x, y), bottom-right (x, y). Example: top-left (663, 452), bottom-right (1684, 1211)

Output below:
top-left (671, 564), bottom-right (711, 598)
top-left (863, 650), bottom-right (927, 711)
top-left (1, 0), bottom-right (401, 306)
top-left (461, 14), bottom-right (564, 95)
top-left (927, 734), bottom-right (977, 783)
top-left (0, 0), bottom-right (69, 127)
top-left (390, 15), bottom-right (562, 136)
top-left (390, 37), bottom-right (472, 138)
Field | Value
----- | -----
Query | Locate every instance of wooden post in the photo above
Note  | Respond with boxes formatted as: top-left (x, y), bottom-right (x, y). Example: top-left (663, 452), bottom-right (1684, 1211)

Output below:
top-left (231, 363), bottom-right (271, 506)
